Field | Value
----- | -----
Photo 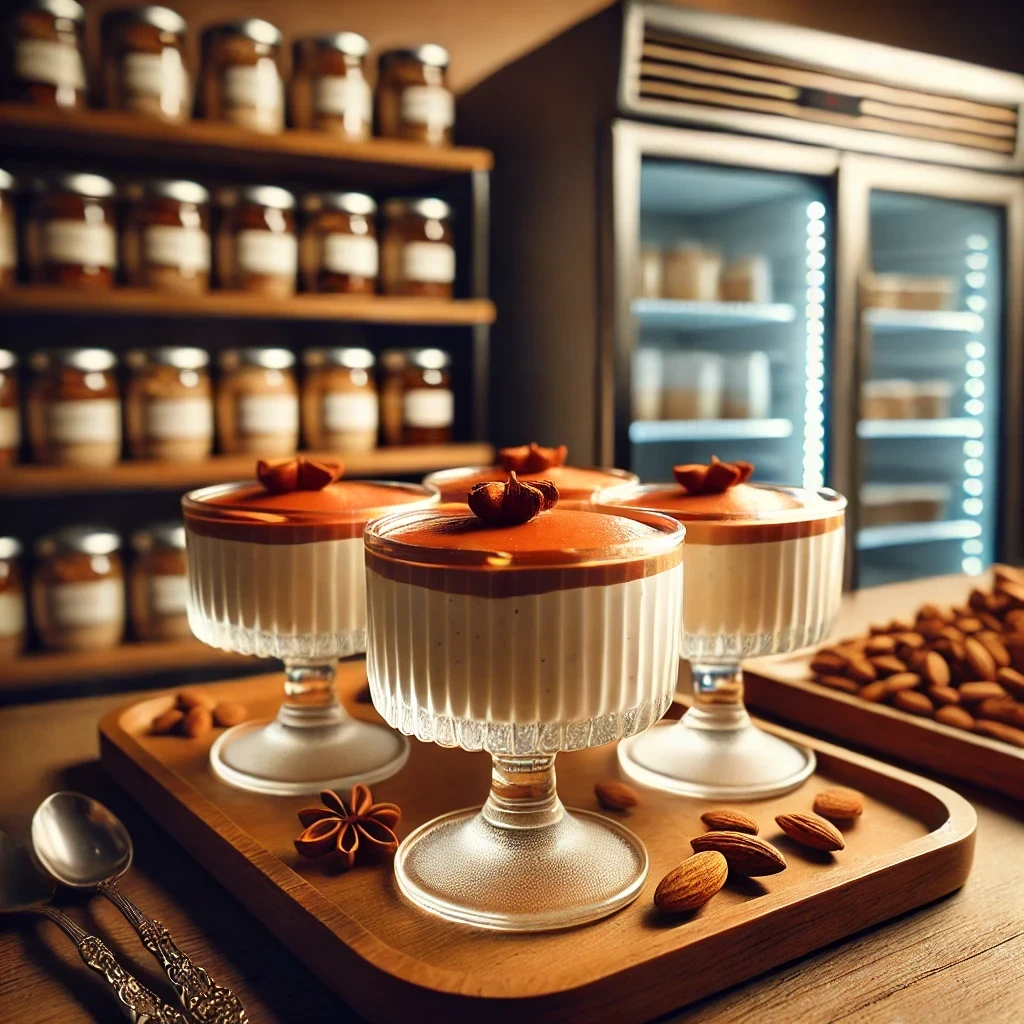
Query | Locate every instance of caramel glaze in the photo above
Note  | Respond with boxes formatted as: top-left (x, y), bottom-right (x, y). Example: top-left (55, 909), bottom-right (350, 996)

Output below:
top-left (426, 465), bottom-right (638, 503)
top-left (364, 505), bottom-right (684, 598)
top-left (183, 480), bottom-right (437, 543)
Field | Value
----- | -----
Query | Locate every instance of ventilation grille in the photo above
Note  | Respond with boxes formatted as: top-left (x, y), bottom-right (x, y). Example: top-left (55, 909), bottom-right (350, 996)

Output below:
top-left (634, 25), bottom-right (1018, 157)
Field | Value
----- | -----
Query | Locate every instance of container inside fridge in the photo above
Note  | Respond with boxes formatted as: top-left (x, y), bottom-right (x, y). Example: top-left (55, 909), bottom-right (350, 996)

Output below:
top-left (630, 160), bottom-right (831, 488)
top-left (857, 191), bottom-right (1002, 587)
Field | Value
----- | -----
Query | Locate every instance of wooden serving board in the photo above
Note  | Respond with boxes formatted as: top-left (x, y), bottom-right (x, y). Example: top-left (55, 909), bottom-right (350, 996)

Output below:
top-left (743, 573), bottom-right (1024, 801)
top-left (99, 664), bottom-right (976, 1023)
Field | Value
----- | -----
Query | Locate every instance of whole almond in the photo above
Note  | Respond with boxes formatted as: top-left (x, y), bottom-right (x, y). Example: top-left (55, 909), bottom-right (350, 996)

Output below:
top-left (964, 637), bottom-right (998, 681)
top-left (996, 667), bottom-right (1024, 700)
top-left (975, 632), bottom-right (1010, 668)
top-left (927, 685), bottom-right (961, 706)
top-left (844, 657), bottom-right (877, 684)
top-left (858, 680), bottom-right (889, 703)
top-left (817, 674), bottom-right (860, 695)
top-left (869, 655), bottom-right (907, 677)
top-left (213, 702), bottom-right (248, 728)
top-left (954, 617), bottom-right (984, 634)
top-left (889, 618), bottom-right (915, 633)
top-left (177, 688), bottom-right (215, 711)
top-left (811, 650), bottom-right (849, 674)
top-left (594, 780), bottom-right (640, 811)
top-left (865, 635), bottom-right (896, 656)
top-left (893, 632), bottom-right (926, 650)
top-left (813, 787), bottom-right (863, 822)
top-left (690, 831), bottom-right (787, 876)
top-left (775, 812), bottom-right (845, 852)
top-left (976, 698), bottom-right (1024, 728)
top-left (700, 808), bottom-right (759, 835)
top-left (654, 852), bottom-right (728, 913)
top-left (997, 579), bottom-right (1024, 606)
top-left (884, 672), bottom-right (922, 694)
top-left (917, 619), bottom-right (946, 641)
top-left (893, 690), bottom-right (934, 717)
top-left (151, 709), bottom-right (184, 735)
top-left (920, 651), bottom-right (951, 688)
top-left (918, 603), bottom-right (948, 622)
top-left (958, 681), bottom-right (1007, 703)
top-left (935, 705), bottom-right (975, 731)
top-left (182, 705), bottom-right (213, 739)
top-left (974, 720), bottom-right (1024, 748)
top-left (978, 611), bottom-right (1005, 633)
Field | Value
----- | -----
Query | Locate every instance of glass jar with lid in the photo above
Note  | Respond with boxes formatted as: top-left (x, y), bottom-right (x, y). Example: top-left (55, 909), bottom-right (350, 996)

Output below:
top-left (27, 348), bottom-right (122, 467)
top-left (29, 174), bottom-right (118, 288)
top-left (217, 185), bottom-right (297, 297)
top-left (7, 0), bottom-right (86, 110)
top-left (289, 32), bottom-right (372, 138)
top-left (32, 526), bottom-right (125, 652)
top-left (402, 348), bottom-right (453, 444)
top-left (301, 347), bottom-right (378, 454)
top-left (124, 347), bottom-right (213, 462)
top-left (217, 347), bottom-right (299, 456)
top-left (0, 350), bottom-right (19, 466)
top-left (129, 521), bottom-right (190, 641)
top-left (375, 45), bottom-right (453, 145)
top-left (299, 192), bottom-right (377, 294)
top-left (380, 197), bottom-right (454, 298)
top-left (198, 19), bottom-right (284, 134)
top-left (101, 5), bottom-right (190, 122)
top-left (123, 179), bottom-right (210, 294)
top-left (0, 537), bottom-right (26, 659)
top-left (0, 169), bottom-right (15, 289)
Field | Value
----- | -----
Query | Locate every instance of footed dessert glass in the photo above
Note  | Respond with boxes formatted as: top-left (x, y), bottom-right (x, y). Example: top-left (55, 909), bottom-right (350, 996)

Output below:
top-left (603, 470), bottom-right (846, 799)
top-left (364, 496), bottom-right (685, 930)
top-left (183, 475), bottom-right (437, 796)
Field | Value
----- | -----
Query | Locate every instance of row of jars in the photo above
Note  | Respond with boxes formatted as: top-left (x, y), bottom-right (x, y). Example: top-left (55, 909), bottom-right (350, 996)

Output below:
top-left (0, 523), bottom-right (191, 656)
top-left (0, 170), bottom-right (456, 299)
top-left (0, 346), bottom-right (455, 468)
top-left (7, 3), bottom-right (455, 145)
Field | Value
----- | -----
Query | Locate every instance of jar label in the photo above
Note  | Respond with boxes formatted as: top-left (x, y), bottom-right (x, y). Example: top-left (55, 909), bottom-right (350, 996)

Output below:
top-left (47, 399), bottom-right (121, 444)
top-left (42, 220), bottom-right (117, 269)
top-left (146, 398), bottom-right (214, 440)
top-left (144, 225), bottom-right (211, 272)
top-left (238, 393), bottom-right (299, 436)
top-left (236, 230), bottom-right (297, 277)
top-left (400, 85), bottom-right (454, 128)
top-left (403, 388), bottom-right (453, 429)
top-left (0, 406), bottom-right (20, 449)
top-left (323, 392), bottom-right (379, 433)
top-left (48, 579), bottom-right (124, 629)
top-left (224, 62), bottom-right (283, 116)
top-left (314, 75), bottom-right (372, 120)
top-left (15, 39), bottom-right (85, 90)
top-left (149, 574), bottom-right (189, 617)
top-left (323, 234), bottom-right (378, 278)
top-left (123, 50), bottom-right (187, 105)
top-left (402, 241), bottom-right (455, 284)
top-left (0, 591), bottom-right (26, 639)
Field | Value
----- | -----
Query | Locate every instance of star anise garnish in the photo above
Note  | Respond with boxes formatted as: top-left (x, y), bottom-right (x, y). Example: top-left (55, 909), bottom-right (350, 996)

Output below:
top-left (674, 456), bottom-right (754, 495)
top-left (293, 785), bottom-right (401, 870)
top-left (257, 457), bottom-right (344, 494)
top-left (468, 472), bottom-right (559, 525)
top-left (497, 442), bottom-right (568, 474)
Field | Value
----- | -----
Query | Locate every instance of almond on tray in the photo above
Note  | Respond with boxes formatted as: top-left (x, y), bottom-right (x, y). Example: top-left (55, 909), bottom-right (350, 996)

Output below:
top-left (807, 568), bottom-right (1024, 750)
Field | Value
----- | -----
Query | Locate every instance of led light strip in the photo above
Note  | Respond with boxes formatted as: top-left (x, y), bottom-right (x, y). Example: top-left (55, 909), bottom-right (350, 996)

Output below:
top-left (802, 201), bottom-right (827, 490)
top-left (960, 234), bottom-right (988, 575)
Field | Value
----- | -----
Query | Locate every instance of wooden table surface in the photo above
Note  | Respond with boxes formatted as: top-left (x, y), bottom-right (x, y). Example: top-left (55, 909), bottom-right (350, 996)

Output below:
top-left (2, 576), bottom-right (1023, 1023)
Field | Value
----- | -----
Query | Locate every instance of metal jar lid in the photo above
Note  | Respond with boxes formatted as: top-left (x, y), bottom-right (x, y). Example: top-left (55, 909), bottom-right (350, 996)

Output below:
top-left (35, 525), bottom-right (122, 558)
top-left (140, 180), bottom-right (209, 205)
top-left (310, 31), bottom-right (370, 58)
top-left (125, 347), bottom-right (209, 371)
top-left (301, 192), bottom-right (376, 217)
top-left (218, 348), bottom-right (295, 371)
top-left (0, 537), bottom-right (22, 561)
top-left (382, 197), bottom-right (451, 222)
top-left (409, 348), bottom-right (451, 370)
top-left (379, 44), bottom-right (450, 69)
top-left (30, 348), bottom-right (118, 373)
top-left (131, 521), bottom-right (186, 553)
top-left (303, 347), bottom-right (375, 370)
top-left (236, 185), bottom-right (295, 211)
top-left (0, 350), bottom-right (17, 372)
top-left (42, 173), bottom-right (116, 200)
top-left (18, 0), bottom-right (85, 23)
top-left (102, 5), bottom-right (187, 35)
top-left (203, 18), bottom-right (281, 47)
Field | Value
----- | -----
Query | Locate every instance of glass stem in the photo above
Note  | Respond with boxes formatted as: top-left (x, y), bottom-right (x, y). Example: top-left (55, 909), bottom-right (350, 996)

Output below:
top-left (277, 658), bottom-right (347, 728)
top-left (482, 754), bottom-right (565, 830)
top-left (683, 661), bottom-right (752, 731)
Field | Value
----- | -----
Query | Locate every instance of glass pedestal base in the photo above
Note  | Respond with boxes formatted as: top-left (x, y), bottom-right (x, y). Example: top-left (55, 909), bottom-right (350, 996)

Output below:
top-left (395, 805), bottom-right (648, 931)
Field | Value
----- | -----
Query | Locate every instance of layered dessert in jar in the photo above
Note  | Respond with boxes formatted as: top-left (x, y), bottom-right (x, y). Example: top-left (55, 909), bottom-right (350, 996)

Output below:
top-left (423, 441), bottom-right (637, 505)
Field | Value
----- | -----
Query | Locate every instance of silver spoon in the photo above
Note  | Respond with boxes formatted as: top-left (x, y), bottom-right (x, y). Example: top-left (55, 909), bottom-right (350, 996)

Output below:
top-left (0, 829), bottom-right (187, 1023)
top-left (32, 792), bottom-right (247, 1024)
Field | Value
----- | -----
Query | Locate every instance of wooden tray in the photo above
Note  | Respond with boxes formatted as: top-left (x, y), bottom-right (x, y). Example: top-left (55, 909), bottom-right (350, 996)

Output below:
top-left (99, 665), bottom-right (976, 1023)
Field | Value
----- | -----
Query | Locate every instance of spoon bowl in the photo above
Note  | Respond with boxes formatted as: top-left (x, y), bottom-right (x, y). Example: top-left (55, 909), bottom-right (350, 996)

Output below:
top-left (31, 791), bottom-right (132, 889)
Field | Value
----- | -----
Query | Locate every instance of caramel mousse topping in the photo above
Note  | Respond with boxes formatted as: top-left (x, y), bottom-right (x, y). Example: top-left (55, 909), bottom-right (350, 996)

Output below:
top-left (497, 441), bottom-right (568, 474)
top-left (257, 456), bottom-right (344, 494)
top-left (467, 472), bottom-right (558, 526)
top-left (674, 456), bottom-right (754, 495)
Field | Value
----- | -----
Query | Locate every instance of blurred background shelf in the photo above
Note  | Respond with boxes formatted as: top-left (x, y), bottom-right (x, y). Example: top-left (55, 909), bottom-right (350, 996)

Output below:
top-left (631, 298), bottom-right (796, 329)
top-left (858, 418), bottom-right (984, 439)
top-left (857, 519), bottom-right (982, 551)
top-left (629, 418), bottom-right (793, 443)
top-left (862, 308), bottom-right (985, 333)
top-left (0, 443), bottom-right (494, 497)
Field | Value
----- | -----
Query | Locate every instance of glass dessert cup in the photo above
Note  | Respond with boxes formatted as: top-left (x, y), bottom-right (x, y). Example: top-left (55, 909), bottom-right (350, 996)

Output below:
top-left (183, 477), bottom-right (438, 796)
top-left (604, 480), bottom-right (847, 800)
top-left (364, 500), bottom-right (686, 930)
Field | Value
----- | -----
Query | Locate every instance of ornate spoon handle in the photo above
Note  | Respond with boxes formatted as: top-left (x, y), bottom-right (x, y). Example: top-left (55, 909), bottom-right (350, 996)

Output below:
top-left (99, 881), bottom-right (248, 1024)
top-left (40, 906), bottom-right (188, 1024)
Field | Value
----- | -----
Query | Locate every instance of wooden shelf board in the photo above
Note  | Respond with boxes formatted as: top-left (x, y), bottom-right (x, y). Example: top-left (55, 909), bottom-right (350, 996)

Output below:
top-left (0, 288), bottom-right (496, 325)
top-left (0, 443), bottom-right (495, 497)
top-left (0, 104), bottom-right (492, 184)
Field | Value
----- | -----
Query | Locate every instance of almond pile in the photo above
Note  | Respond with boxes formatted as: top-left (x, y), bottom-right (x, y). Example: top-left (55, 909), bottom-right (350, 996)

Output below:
top-left (809, 564), bottom-right (1024, 748)
top-left (150, 689), bottom-right (248, 739)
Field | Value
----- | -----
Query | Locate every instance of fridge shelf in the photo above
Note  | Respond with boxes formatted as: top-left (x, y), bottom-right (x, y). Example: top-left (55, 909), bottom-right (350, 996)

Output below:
top-left (858, 418), bottom-right (983, 439)
top-left (632, 298), bottom-right (796, 329)
top-left (629, 418), bottom-right (793, 443)
top-left (857, 520), bottom-right (982, 551)
top-left (862, 309), bottom-right (984, 333)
